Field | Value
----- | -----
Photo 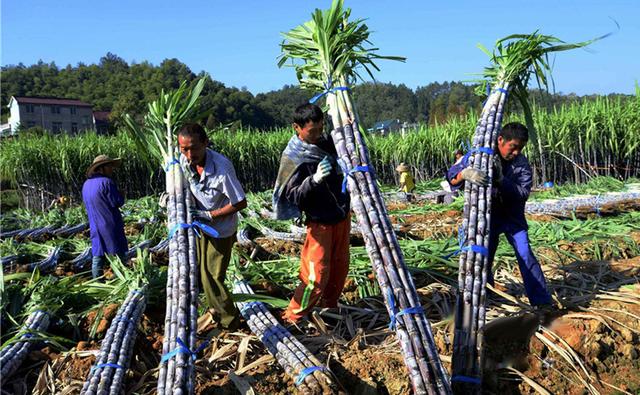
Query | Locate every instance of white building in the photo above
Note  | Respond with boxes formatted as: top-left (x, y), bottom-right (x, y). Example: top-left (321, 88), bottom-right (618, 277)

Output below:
top-left (7, 96), bottom-right (95, 135)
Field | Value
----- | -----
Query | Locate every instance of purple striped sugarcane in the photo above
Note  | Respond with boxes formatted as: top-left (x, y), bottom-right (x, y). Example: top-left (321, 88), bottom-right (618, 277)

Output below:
top-left (233, 278), bottom-right (337, 394)
top-left (124, 78), bottom-right (206, 395)
top-left (450, 32), bottom-right (606, 394)
top-left (0, 309), bottom-right (50, 382)
top-left (278, 2), bottom-right (450, 393)
top-left (81, 289), bottom-right (146, 395)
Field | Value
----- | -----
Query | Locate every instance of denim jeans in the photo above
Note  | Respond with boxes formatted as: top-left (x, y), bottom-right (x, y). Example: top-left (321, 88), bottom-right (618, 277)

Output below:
top-left (92, 254), bottom-right (126, 279)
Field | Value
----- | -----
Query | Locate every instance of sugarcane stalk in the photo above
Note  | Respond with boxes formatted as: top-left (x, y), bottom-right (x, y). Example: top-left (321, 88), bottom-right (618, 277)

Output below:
top-left (0, 310), bottom-right (50, 381)
top-left (234, 280), bottom-right (336, 394)
top-left (328, 85), bottom-right (450, 395)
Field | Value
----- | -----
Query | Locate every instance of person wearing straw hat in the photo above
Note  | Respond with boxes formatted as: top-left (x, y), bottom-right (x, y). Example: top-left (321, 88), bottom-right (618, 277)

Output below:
top-left (396, 162), bottom-right (415, 201)
top-left (82, 154), bottom-right (128, 279)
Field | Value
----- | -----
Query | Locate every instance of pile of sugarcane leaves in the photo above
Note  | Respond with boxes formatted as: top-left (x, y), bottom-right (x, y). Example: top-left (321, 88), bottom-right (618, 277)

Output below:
top-left (1, 174), bottom-right (639, 394)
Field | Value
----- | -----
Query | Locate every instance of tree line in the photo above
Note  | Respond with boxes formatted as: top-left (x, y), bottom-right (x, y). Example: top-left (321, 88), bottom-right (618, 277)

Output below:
top-left (1, 53), bottom-right (630, 129)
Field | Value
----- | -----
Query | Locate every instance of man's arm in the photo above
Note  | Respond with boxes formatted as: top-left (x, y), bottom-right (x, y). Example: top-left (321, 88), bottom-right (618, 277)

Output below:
top-left (208, 199), bottom-right (247, 219)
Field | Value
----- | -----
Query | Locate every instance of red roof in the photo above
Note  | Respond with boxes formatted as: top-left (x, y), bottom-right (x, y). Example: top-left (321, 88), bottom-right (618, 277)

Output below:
top-left (12, 96), bottom-right (93, 107)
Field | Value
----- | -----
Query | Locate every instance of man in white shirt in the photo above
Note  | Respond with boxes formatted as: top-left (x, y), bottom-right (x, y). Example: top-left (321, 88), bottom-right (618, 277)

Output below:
top-left (178, 123), bottom-right (247, 330)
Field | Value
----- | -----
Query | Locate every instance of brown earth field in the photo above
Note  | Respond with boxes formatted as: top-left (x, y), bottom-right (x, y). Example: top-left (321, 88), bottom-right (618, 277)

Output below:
top-left (2, 200), bottom-right (639, 395)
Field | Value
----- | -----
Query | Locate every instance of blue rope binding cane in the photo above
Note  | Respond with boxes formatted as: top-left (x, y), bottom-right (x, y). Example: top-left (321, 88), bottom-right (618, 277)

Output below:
top-left (337, 160), bottom-right (371, 194)
top-left (308, 77), bottom-right (350, 104)
top-left (386, 288), bottom-right (425, 330)
top-left (161, 337), bottom-right (209, 363)
top-left (443, 227), bottom-right (490, 260)
top-left (168, 221), bottom-right (219, 239)
top-left (295, 366), bottom-right (327, 385)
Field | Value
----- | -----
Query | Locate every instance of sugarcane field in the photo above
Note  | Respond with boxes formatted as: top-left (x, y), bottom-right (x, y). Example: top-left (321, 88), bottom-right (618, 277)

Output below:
top-left (1, 1), bottom-right (639, 394)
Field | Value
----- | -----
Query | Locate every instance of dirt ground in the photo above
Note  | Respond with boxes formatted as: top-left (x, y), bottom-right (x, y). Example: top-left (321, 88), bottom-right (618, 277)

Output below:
top-left (2, 200), bottom-right (640, 395)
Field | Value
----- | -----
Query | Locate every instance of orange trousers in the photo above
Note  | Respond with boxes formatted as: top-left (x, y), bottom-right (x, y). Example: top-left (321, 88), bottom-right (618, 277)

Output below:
top-left (283, 216), bottom-right (351, 322)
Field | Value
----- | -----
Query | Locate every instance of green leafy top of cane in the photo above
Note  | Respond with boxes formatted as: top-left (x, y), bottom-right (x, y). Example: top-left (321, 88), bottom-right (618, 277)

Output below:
top-left (475, 31), bottom-right (610, 131)
top-left (123, 78), bottom-right (206, 168)
top-left (277, 0), bottom-right (405, 95)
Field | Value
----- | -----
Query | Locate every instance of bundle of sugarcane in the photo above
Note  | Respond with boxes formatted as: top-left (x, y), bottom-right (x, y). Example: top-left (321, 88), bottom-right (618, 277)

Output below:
top-left (53, 222), bottom-right (89, 238)
top-left (28, 246), bottom-right (62, 273)
top-left (123, 239), bottom-right (154, 261)
top-left (124, 78), bottom-right (206, 395)
top-left (278, 2), bottom-right (450, 393)
top-left (71, 247), bottom-right (92, 271)
top-left (0, 276), bottom-right (75, 383)
top-left (0, 309), bottom-right (50, 381)
top-left (81, 289), bottom-right (146, 395)
top-left (450, 32), bottom-right (605, 393)
top-left (233, 279), bottom-right (336, 394)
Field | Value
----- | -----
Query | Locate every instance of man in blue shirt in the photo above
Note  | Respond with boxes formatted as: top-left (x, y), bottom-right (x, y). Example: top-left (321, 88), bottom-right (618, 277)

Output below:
top-left (488, 123), bottom-right (552, 308)
top-left (452, 123), bottom-right (553, 310)
top-left (82, 155), bottom-right (128, 278)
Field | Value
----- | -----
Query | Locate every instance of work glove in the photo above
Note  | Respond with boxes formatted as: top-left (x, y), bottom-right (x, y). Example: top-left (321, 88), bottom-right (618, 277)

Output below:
top-left (460, 168), bottom-right (488, 186)
top-left (492, 157), bottom-right (504, 185)
top-left (312, 156), bottom-right (332, 184)
top-left (191, 209), bottom-right (212, 222)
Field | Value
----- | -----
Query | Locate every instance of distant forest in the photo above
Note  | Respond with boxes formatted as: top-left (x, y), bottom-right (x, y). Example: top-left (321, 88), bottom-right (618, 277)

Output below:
top-left (1, 53), bottom-right (631, 129)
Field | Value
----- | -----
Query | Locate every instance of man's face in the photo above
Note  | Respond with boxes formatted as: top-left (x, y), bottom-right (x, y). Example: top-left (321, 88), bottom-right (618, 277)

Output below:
top-left (102, 164), bottom-right (115, 177)
top-left (497, 136), bottom-right (526, 161)
top-left (294, 120), bottom-right (324, 144)
top-left (178, 134), bottom-right (208, 167)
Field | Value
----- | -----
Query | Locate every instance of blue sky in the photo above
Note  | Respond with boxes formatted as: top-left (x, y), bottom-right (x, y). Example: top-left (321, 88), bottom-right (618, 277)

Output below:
top-left (2, 0), bottom-right (638, 95)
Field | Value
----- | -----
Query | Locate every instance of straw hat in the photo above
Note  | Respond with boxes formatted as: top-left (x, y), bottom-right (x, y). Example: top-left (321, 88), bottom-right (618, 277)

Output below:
top-left (86, 154), bottom-right (122, 177)
top-left (396, 162), bottom-right (410, 172)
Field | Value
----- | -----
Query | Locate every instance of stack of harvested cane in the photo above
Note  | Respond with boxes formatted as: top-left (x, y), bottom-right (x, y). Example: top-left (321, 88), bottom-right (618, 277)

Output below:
top-left (234, 279), bottom-right (336, 394)
top-left (279, 1), bottom-right (450, 393)
top-left (451, 32), bottom-right (603, 393)
top-left (125, 79), bottom-right (207, 395)
top-left (81, 289), bottom-right (147, 395)
top-left (0, 309), bottom-right (50, 381)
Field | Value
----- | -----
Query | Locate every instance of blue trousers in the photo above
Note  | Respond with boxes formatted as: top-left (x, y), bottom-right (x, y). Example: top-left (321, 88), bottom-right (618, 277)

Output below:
top-left (487, 221), bottom-right (552, 306)
top-left (92, 254), bottom-right (126, 279)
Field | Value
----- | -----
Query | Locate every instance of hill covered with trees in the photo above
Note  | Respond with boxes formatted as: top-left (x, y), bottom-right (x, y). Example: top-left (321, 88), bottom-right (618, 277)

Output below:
top-left (1, 53), bottom-right (630, 129)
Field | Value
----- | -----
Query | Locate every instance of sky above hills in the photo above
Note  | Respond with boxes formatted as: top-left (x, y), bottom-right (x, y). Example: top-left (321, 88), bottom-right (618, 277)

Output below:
top-left (2, 0), bottom-right (638, 95)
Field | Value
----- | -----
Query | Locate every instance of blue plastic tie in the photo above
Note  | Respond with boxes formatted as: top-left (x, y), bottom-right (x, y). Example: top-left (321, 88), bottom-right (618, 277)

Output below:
top-left (168, 221), bottom-right (219, 239)
top-left (482, 84), bottom-right (509, 106)
top-left (462, 147), bottom-right (495, 165)
top-left (386, 288), bottom-right (425, 329)
top-left (240, 301), bottom-right (267, 315)
top-left (295, 366), bottom-right (326, 385)
top-left (461, 244), bottom-right (490, 256)
top-left (386, 288), bottom-right (398, 329)
top-left (443, 227), bottom-right (489, 259)
top-left (164, 158), bottom-right (180, 172)
top-left (451, 375), bottom-right (482, 385)
top-left (309, 80), bottom-right (350, 104)
top-left (161, 337), bottom-right (208, 363)
top-left (340, 164), bottom-right (371, 194)
top-left (91, 363), bottom-right (124, 372)
top-left (260, 325), bottom-right (288, 345)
